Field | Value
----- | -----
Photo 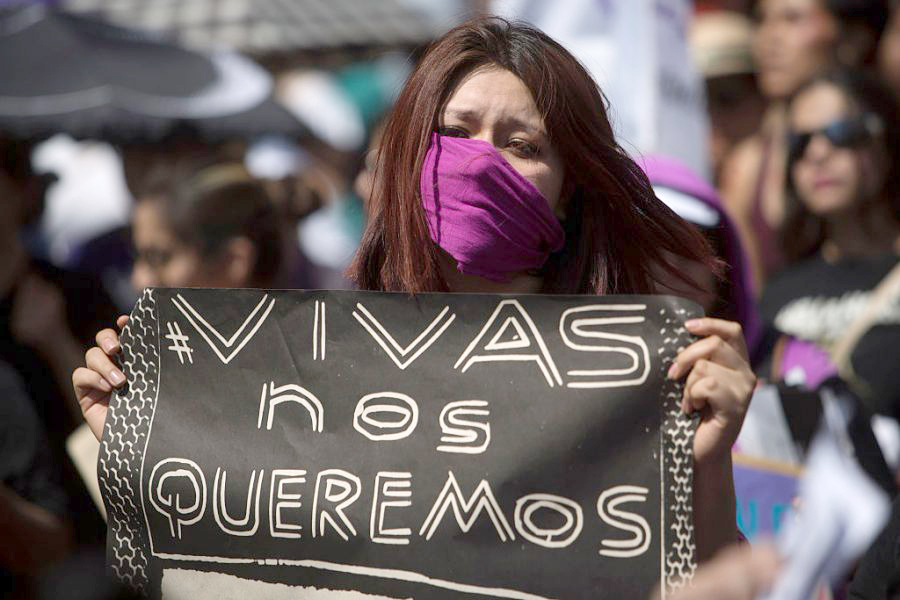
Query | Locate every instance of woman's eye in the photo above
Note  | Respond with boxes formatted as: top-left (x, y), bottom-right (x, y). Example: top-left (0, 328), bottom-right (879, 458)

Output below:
top-left (508, 139), bottom-right (539, 158)
top-left (137, 248), bottom-right (173, 270)
top-left (437, 126), bottom-right (469, 138)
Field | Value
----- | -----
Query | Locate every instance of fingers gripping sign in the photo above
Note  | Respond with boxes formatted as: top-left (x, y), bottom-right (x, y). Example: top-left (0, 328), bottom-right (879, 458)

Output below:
top-left (667, 318), bottom-right (755, 463)
top-left (72, 315), bottom-right (129, 440)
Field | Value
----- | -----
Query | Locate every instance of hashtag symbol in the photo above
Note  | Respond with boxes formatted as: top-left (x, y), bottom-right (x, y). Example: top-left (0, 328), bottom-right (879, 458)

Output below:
top-left (165, 321), bottom-right (193, 365)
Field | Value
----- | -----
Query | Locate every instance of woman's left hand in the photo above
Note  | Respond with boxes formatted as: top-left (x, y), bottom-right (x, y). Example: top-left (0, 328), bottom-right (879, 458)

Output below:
top-left (667, 318), bottom-right (756, 464)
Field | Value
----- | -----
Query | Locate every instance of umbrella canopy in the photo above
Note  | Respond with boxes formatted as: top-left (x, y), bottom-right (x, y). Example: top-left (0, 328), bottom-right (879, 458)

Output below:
top-left (62, 0), bottom-right (441, 56)
top-left (0, 4), bottom-right (309, 142)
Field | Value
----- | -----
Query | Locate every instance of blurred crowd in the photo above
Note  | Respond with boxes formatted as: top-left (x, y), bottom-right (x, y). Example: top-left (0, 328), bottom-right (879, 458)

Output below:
top-left (3, 0), bottom-right (900, 598)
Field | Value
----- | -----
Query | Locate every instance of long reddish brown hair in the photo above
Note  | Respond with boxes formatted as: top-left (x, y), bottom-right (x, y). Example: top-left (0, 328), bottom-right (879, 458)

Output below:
top-left (350, 17), bottom-right (715, 295)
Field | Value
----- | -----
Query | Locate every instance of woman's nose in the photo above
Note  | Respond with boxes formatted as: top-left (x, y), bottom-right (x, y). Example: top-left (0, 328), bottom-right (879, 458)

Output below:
top-left (469, 128), bottom-right (500, 148)
top-left (803, 133), bottom-right (834, 161)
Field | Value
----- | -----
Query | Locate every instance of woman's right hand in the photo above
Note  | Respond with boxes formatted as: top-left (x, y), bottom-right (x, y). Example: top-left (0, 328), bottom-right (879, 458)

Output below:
top-left (72, 316), bottom-right (129, 441)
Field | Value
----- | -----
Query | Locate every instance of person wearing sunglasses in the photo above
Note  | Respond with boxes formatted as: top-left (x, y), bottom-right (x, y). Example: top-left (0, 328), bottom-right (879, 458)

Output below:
top-left (786, 112), bottom-right (884, 165)
top-left (718, 0), bottom-right (888, 292)
top-left (758, 68), bottom-right (900, 413)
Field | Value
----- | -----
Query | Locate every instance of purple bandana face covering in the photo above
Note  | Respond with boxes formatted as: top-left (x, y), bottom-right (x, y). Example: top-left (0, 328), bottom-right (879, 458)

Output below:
top-left (419, 133), bottom-right (566, 283)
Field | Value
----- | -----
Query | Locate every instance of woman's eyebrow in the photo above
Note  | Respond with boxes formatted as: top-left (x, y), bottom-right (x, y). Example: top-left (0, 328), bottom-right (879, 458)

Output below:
top-left (443, 108), bottom-right (479, 122)
top-left (445, 108), bottom-right (546, 136)
top-left (501, 117), bottom-right (547, 137)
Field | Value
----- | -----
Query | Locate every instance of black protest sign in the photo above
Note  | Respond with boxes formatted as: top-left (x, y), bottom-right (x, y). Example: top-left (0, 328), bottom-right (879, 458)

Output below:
top-left (99, 289), bottom-right (700, 599)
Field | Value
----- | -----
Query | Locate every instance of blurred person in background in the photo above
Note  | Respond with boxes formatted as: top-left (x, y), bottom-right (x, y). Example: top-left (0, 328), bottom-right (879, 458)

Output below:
top-left (0, 139), bottom-right (118, 429)
top-left (78, 159), bottom-right (291, 454)
top-left (0, 138), bottom-right (115, 564)
top-left (760, 69), bottom-right (900, 416)
top-left (0, 361), bottom-right (73, 598)
top-left (120, 139), bottom-right (319, 292)
top-left (129, 158), bottom-right (286, 292)
top-left (278, 68), bottom-right (383, 290)
top-left (690, 10), bottom-right (766, 183)
top-left (878, 0), bottom-right (900, 99)
top-left (720, 0), bottom-right (888, 290)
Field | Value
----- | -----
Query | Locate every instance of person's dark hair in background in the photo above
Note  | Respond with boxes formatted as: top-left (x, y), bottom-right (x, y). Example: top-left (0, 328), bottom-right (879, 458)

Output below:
top-left (825, 0), bottom-right (891, 64)
top-left (130, 159), bottom-right (285, 291)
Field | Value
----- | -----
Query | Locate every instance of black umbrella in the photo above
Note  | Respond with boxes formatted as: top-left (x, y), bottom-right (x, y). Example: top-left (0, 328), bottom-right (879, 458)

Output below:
top-left (62, 0), bottom-right (440, 56)
top-left (0, 4), bottom-right (309, 142)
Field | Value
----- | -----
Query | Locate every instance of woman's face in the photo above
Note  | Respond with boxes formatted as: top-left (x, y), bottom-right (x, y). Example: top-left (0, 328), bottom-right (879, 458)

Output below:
top-left (438, 66), bottom-right (566, 212)
top-left (130, 199), bottom-right (230, 291)
top-left (753, 0), bottom-right (838, 99)
top-left (431, 66), bottom-right (566, 293)
top-left (789, 82), bottom-right (876, 217)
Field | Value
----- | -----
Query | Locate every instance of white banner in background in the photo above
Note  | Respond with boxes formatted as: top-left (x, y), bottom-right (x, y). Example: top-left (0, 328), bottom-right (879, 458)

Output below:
top-left (492, 0), bottom-right (710, 177)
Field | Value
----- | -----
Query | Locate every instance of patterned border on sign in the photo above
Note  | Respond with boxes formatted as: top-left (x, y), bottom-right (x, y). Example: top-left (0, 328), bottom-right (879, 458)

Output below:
top-left (658, 304), bottom-right (699, 594)
top-left (98, 288), bottom-right (159, 593)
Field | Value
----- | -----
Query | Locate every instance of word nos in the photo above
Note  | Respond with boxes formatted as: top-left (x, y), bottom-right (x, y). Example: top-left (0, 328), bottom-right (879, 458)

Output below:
top-left (148, 460), bottom-right (652, 559)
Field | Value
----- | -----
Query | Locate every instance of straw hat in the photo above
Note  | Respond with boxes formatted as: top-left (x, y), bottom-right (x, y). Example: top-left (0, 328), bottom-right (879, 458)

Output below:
top-left (690, 11), bottom-right (755, 78)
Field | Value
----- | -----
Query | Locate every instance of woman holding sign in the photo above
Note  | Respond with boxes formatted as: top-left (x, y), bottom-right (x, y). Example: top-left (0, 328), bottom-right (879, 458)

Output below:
top-left (73, 18), bottom-right (756, 564)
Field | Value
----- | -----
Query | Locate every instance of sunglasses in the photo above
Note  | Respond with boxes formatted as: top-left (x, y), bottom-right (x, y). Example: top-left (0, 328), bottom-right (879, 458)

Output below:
top-left (787, 114), bottom-right (883, 162)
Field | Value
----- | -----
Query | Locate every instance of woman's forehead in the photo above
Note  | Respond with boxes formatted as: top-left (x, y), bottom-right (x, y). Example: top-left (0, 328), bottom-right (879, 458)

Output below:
top-left (790, 83), bottom-right (850, 127)
top-left (442, 67), bottom-right (545, 132)
top-left (132, 199), bottom-right (174, 244)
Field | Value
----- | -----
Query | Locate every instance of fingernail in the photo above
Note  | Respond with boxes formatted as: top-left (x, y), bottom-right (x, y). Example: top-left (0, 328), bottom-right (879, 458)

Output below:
top-left (109, 369), bottom-right (125, 385)
top-left (685, 319), bottom-right (701, 329)
top-left (101, 339), bottom-right (117, 353)
top-left (667, 363), bottom-right (678, 379)
top-left (99, 378), bottom-right (112, 392)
